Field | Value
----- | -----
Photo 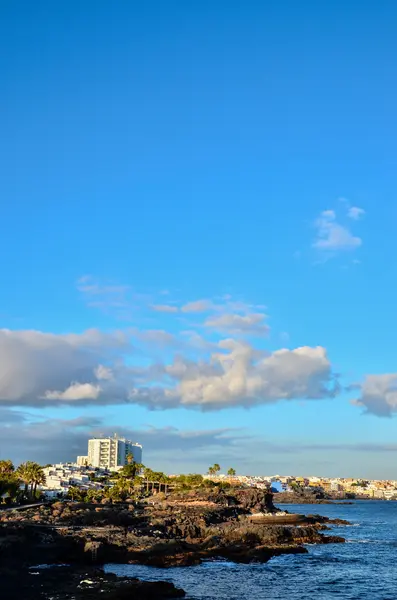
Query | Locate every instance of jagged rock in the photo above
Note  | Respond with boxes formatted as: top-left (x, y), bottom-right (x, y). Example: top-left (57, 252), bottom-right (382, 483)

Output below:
top-left (1, 566), bottom-right (185, 599)
top-left (0, 486), bottom-right (348, 572)
top-left (234, 488), bottom-right (277, 512)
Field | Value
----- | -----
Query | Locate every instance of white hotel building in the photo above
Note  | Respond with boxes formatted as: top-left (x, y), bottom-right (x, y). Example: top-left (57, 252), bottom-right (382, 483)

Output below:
top-left (87, 435), bottom-right (142, 470)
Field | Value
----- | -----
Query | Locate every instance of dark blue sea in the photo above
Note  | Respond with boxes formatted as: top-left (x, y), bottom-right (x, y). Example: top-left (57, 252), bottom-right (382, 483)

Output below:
top-left (105, 501), bottom-right (397, 599)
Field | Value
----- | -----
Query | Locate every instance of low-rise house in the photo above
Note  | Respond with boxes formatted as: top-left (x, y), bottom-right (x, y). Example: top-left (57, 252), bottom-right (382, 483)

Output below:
top-left (39, 463), bottom-right (110, 497)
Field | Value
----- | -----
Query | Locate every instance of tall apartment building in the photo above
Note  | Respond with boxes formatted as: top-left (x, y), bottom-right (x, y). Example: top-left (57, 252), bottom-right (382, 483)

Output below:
top-left (87, 435), bottom-right (143, 469)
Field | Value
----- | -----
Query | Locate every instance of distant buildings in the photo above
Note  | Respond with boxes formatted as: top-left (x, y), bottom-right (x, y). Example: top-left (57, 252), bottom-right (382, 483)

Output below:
top-left (41, 463), bottom-right (104, 497)
top-left (203, 472), bottom-right (397, 498)
top-left (38, 435), bottom-right (143, 498)
top-left (87, 435), bottom-right (142, 470)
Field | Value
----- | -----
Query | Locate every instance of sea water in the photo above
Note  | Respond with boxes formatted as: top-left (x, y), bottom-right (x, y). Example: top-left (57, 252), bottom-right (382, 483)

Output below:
top-left (105, 501), bottom-right (397, 599)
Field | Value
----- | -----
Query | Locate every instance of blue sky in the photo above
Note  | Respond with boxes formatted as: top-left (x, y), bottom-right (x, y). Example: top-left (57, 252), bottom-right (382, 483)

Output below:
top-left (1, 1), bottom-right (397, 478)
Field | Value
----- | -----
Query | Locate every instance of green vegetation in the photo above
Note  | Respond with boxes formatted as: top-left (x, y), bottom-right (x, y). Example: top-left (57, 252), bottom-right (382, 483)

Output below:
top-left (65, 462), bottom-right (171, 504)
top-left (0, 459), bottom-right (46, 505)
top-left (0, 459), bottom-right (14, 476)
top-left (0, 456), bottom-right (238, 508)
top-left (119, 461), bottom-right (143, 479)
top-left (16, 461), bottom-right (46, 500)
top-left (0, 460), bottom-right (20, 505)
top-left (351, 480), bottom-right (369, 488)
top-left (208, 463), bottom-right (221, 476)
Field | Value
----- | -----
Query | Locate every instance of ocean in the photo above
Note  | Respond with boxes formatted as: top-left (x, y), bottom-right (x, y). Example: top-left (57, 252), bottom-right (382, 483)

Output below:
top-left (105, 501), bottom-right (397, 599)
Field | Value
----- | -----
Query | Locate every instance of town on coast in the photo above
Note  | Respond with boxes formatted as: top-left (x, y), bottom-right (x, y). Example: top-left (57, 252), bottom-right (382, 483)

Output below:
top-left (2, 434), bottom-right (396, 507)
top-left (0, 433), bottom-right (356, 599)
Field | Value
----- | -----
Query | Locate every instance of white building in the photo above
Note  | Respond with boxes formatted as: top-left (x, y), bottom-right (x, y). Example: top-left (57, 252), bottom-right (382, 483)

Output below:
top-left (40, 463), bottom-right (100, 497)
top-left (330, 479), bottom-right (342, 492)
top-left (87, 435), bottom-right (142, 469)
top-left (77, 455), bottom-right (89, 466)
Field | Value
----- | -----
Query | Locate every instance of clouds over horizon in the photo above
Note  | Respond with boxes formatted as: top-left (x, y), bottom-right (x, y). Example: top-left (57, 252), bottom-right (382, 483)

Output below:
top-left (0, 327), bottom-right (338, 411)
top-left (2, 273), bottom-right (391, 419)
top-left (2, 407), bottom-right (396, 472)
top-left (0, 408), bottom-right (241, 467)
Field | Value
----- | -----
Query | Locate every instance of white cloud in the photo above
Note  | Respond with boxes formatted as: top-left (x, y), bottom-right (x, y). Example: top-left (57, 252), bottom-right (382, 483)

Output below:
top-left (0, 328), bottom-right (130, 407)
top-left (94, 365), bottom-right (114, 380)
top-left (347, 206), bottom-right (365, 220)
top-left (43, 382), bottom-right (102, 401)
top-left (160, 342), bottom-right (337, 410)
top-left (151, 304), bottom-right (179, 313)
top-left (313, 209), bottom-right (362, 253)
top-left (353, 374), bottom-right (397, 416)
top-left (0, 328), bottom-right (338, 411)
top-left (180, 330), bottom-right (218, 351)
top-left (205, 312), bottom-right (269, 336)
top-left (321, 209), bottom-right (336, 219)
top-left (181, 300), bottom-right (213, 313)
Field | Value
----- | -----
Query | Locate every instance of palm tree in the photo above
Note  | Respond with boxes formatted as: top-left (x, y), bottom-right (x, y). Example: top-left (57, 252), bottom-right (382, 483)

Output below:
top-left (120, 461), bottom-right (143, 479)
top-left (86, 488), bottom-right (104, 503)
top-left (30, 463), bottom-right (46, 498)
top-left (0, 476), bottom-right (20, 505)
top-left (208, 464), bottom-right (220, 476)
top-left (227, 468), bottom-right (236, 477)
top-left (0, 461), bottom-right (19, 505)
top-left (143, 466), bottom-right (153, 479)
top-left (0, 460), bottom-right (14, 476)
top-left (105, 485), bottom-right (122, 503)
top-left (16, 462), bottom-right (32, 498)
top-left (68, 486), bottom-right (84, 502)
top-left (130, 462), bottom-right (143, 478)
top-left (113, 476), bottom-right (136, 500)
top-left (16, 461), bottom-right (45, 500)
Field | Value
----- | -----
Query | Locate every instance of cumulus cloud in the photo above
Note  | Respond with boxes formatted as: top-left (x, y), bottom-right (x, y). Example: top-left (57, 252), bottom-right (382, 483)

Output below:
top-left (43, 382), bottom-right (102, 401)
top-left (352, 374), bottom-right (397, 416)
top-left (0, 328), bottom-right (131, 407)
top-left (159, 342), bottom-right (338, 410)
top-left (205, 313), bottom-right (269, 336)
top-left (347, 206), bottom-right (365, 220)
top-left (94, 365), bottom-right (114, 381)
top-left (313, 209), bottom-right (362, 253)
top-left (0, 328), bottom-right (338, 411)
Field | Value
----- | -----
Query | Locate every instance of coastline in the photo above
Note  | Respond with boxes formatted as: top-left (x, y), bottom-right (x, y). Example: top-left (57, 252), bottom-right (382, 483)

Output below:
top-left (273, 491), bottom-right (354, 505)
top-left (0, 488), bottom-right (349, 598)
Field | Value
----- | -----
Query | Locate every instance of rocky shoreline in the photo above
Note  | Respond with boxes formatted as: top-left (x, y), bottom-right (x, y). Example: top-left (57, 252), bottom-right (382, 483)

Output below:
top-left (0, 488), bottom-right (349, 598)
top-left (273, 491), bottom-right (354, 504)
top-left (2, 565), bottom-right (185, 600)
